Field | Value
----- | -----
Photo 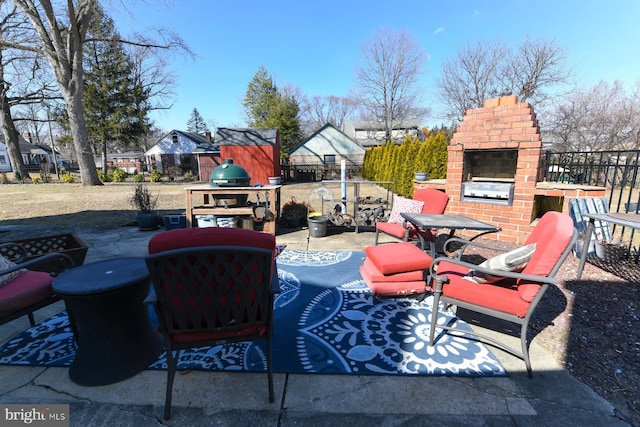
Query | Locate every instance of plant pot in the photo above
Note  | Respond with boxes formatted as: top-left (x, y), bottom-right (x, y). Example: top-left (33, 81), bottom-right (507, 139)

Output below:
top-left (268, 176), bottom-right (282, 185)
top-left (136, 212), bottom-right (160, 231)
top-left (594, 241), bottom-right (625, 262)
top-left (415, 172), bottom-right (428, 181)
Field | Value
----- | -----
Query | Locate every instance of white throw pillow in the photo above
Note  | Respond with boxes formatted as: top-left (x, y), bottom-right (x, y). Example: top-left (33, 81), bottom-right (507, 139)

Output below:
top-left (387, 196), bottom-right (425, 224)
top-left (464, 243), bottom-right (536, 284)
top-left (0, 254), bottom-right (28, 287)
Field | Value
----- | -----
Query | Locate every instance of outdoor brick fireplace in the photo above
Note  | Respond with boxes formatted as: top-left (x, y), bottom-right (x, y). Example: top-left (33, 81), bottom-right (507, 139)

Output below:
top-left (415, 96), bottom-right (605, 242)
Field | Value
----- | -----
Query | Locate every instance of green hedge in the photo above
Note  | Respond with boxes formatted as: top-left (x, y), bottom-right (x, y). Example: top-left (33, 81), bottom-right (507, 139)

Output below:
top-left (362, 130), bottom-right (448, 197)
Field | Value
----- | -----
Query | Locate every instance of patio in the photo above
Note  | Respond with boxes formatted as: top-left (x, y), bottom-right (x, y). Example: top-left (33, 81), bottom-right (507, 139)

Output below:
top-left (0, 224), bottom-right (627, 426)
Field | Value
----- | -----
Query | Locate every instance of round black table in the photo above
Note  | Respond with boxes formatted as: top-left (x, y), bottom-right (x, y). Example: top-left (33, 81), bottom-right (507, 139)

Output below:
top-left (52, 257), bottom-right (163, 386)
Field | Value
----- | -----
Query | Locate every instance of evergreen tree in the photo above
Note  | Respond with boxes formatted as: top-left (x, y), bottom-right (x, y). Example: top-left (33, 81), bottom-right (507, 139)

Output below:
top-left (243, 66), bottom-right (303, 159)
top-left (186, 108), bottom-right (209, 135)
top-left (82, 6), bottom-right (151, 173)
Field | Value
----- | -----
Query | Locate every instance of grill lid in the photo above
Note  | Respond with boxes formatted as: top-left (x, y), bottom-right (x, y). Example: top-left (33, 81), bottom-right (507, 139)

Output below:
top-left (209, 158), bottom-right (251, 187)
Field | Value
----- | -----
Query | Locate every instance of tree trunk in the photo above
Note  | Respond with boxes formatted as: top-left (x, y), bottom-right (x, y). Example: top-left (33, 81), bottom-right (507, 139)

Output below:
top-left (0, 91), bottom-right (31, 182)
top-left (59, 77), bottom-right (102, 186)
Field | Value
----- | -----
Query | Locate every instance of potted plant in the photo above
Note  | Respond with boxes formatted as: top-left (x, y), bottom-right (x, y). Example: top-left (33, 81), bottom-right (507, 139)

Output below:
top-left (594, 238), bottom-right (626, 262)
top-left (129, 183), bottom-right (160, 230)
top-left (281, 196), bottom-right (311, 228)
top-left (414, 172), bottom-right (428, 181)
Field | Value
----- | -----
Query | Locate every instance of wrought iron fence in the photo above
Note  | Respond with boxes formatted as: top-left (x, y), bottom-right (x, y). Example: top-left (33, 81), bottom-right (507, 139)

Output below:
top-left (281, 163), bottom-right (363, 183)
top-left (544, 149), bottom-right (640, 213)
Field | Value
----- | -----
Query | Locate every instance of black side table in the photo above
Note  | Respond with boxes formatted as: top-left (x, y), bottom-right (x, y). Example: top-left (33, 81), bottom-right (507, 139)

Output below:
top-left (52, 257), bottom-right (163, 386)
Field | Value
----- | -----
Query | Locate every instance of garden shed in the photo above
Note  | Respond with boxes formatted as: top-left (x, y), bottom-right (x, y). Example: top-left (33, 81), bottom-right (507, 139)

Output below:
top-left (213, 128), bottom-right (281, 185)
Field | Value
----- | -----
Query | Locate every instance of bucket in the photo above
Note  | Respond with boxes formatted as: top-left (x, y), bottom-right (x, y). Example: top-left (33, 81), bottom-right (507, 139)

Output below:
top-left (308, 216), bottom-right (329, 238)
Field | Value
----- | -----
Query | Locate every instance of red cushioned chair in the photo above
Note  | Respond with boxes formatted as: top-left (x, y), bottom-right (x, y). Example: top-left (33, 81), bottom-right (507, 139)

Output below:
top-left (0, 243), bottom-right (74, 328)
top-left (145, 227), bottom-right (277, 420)
top-left (374, 188), bottom-right (449, 250)
top-left (428, 211), bottom-right (577, 378)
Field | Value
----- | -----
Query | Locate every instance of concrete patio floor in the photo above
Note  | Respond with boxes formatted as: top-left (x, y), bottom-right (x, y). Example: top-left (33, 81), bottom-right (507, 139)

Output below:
top-left (0, 224), bottom-right (628, 426)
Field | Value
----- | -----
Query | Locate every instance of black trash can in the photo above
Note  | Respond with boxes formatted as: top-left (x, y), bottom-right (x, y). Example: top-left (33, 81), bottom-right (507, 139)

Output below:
top-left (308, 216), bottom-right (329, 238)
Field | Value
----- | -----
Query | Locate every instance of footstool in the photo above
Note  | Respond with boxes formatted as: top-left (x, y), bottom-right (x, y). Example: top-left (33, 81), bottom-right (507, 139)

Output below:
top-left (360, 242), bottom-right (433, 297)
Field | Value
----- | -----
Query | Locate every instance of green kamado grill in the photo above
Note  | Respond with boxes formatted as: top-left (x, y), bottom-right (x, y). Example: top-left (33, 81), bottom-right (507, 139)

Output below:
top-left (209, 158), bottom-right (251, 207)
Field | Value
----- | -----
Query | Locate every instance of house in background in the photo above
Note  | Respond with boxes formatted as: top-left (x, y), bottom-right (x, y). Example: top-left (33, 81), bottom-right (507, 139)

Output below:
top-left (144, 130), bottom-right (219, 180)
top-left (213, 128), bottom-right (280, 185)
top-left (94, 152), bottom-right (145, 174)
top-left (0, 133), bottom-right (65, 174)
top-left (288, 123), bottom-right (365, 181)
top-left (343, 120), bottom-right (422, 148)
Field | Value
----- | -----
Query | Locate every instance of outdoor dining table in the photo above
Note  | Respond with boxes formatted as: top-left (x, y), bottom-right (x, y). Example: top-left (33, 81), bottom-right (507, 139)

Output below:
top-left (576, 212), bottom-right (640, 279)
top-left (400, 212), bottom-right (501, 258)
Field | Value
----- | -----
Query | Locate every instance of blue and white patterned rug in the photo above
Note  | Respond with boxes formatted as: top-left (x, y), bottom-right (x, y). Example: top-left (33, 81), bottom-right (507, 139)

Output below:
top-left (0, 250), bottom-right (506, 377)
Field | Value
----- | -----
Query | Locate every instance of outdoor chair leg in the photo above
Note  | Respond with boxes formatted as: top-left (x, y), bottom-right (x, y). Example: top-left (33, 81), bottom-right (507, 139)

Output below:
top-left (520, 323), bottom-right (533, 379)
top-left (428, 285), bottom-right (443, 346)
top-left (164, 347), bottom-right (180, 420)
top-left (374, 228), bottom-right (380, 245)
top-left (267, 335), bottom-right (275, 403)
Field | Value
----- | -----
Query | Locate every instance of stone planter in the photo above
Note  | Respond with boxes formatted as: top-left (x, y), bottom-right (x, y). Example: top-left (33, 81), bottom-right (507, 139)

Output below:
top-left (414, 172), bottom-right (428, 181)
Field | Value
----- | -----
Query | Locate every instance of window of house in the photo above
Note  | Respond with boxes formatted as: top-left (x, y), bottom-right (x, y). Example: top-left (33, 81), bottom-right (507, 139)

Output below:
top-left (324, 155), bottom-right (336, 164)
top-left (172, 132), bottom-right (178, 144)
top-left (0, 155), bottom-right (5, 165)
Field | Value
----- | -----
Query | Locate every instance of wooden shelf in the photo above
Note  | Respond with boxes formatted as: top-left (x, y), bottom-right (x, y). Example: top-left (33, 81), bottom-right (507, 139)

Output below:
top-left (185, 185), bottom-right (281, 235)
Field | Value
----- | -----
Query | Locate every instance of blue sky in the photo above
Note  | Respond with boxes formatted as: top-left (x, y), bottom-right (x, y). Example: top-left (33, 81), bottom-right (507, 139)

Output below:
top-left (112, 0), bottom-right (640, 132)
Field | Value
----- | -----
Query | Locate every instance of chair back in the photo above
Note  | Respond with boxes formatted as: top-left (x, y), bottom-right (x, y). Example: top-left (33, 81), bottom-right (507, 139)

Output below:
top-left (518, 211), bottom-right (577, 301)
top-left (146, 228), bottom-right (276, 336)
top-left (413, 188), bottom-right (449, 214)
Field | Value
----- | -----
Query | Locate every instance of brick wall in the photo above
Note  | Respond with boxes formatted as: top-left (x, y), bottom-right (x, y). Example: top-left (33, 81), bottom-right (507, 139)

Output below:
top-left (415, 96), bottom-right (605, 243)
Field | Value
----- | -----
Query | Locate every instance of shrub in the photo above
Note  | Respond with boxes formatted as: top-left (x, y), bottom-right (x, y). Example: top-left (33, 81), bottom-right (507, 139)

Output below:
top-left (112, 168), bottom-right (127, 182)
top-left (150, 169), bottom-right (163, 182)
top-left (183, 170), bottom-right (194, 181)
top-left (132, 173), bottom-right (145, 183)
top-left (97, 169), bottom-right (112, 182)
top-left (0, 173), bottom-right (8, 184)
top-left (62, 171), bottom-right (75, 183)
top-left (32, 177), bottom-right (41, 184)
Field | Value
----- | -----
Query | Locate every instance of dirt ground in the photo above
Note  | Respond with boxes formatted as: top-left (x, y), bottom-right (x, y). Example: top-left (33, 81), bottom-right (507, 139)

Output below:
top-left (0, 180), bottom-right (638, 426)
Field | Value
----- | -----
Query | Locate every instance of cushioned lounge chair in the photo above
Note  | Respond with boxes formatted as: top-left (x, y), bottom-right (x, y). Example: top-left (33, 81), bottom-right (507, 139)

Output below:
top-left (428, 211), bottom-right (577, 377)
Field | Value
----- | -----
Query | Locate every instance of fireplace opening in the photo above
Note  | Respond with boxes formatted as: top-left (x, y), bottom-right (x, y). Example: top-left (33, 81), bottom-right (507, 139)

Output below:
top-left (461, 149), bottom-right (518, 205)
top-left (532, 195), bottom-right (563, 221)
top-left (463, 149), bottom-right (518, 181)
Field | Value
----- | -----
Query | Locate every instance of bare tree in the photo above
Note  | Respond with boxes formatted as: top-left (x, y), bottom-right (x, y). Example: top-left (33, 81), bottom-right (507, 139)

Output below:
top-left (436, 40), bottom-right (507, 123)
top-left (304, 95), bottom-right (357, 133)
top-left (544, 80), bottom-right (640, 152)
top-left (6, 0), bottom-right (101, 185)
top-left (6, 0), bottom-right (190, 186)
top-left (500, 37), bottom-right (573, 110)
top-left (354, 28), bottom-right (428, 141)
top-left (437, 38), bottom-right (572, 124)
top-left (0, 2), bottom-right (59, 181)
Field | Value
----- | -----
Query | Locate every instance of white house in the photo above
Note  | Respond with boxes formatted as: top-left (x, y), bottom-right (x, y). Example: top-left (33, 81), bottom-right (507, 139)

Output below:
top-left (144, 130), bottom-right (217, 174)
top-left (290, 123), bottom-right (365, 166)
top-left (343, 120), bottom-right (422, 147)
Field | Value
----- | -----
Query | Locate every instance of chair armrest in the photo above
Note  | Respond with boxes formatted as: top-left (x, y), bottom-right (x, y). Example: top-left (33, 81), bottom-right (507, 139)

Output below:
top-left (443, 237), bottom-right (515, 259)
top-left (429, 256), bottom-right (557, 291)
top-left (0, 242), bottom-right (29, 263)
top-left (0, 252), bottom-right (74, 277)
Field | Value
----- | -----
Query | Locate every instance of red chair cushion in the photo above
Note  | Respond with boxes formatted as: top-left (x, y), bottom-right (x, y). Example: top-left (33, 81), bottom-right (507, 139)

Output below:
top-left (363, 279), bottom-right (428, 297)
top-left (518, 212), bottom-right (574, 302)
top-left (360, 258), bottom-right (425, 282)
top-left (413, 188), bottom-right (449, 214)
top-left (0, 271), bottom-right (54, 318)
top-left (149, 227), bottom-right (276, 254)
top-left (364, 242), bottom-right (432, 275)
top-left (436, 260), bottom-right (530, 318)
